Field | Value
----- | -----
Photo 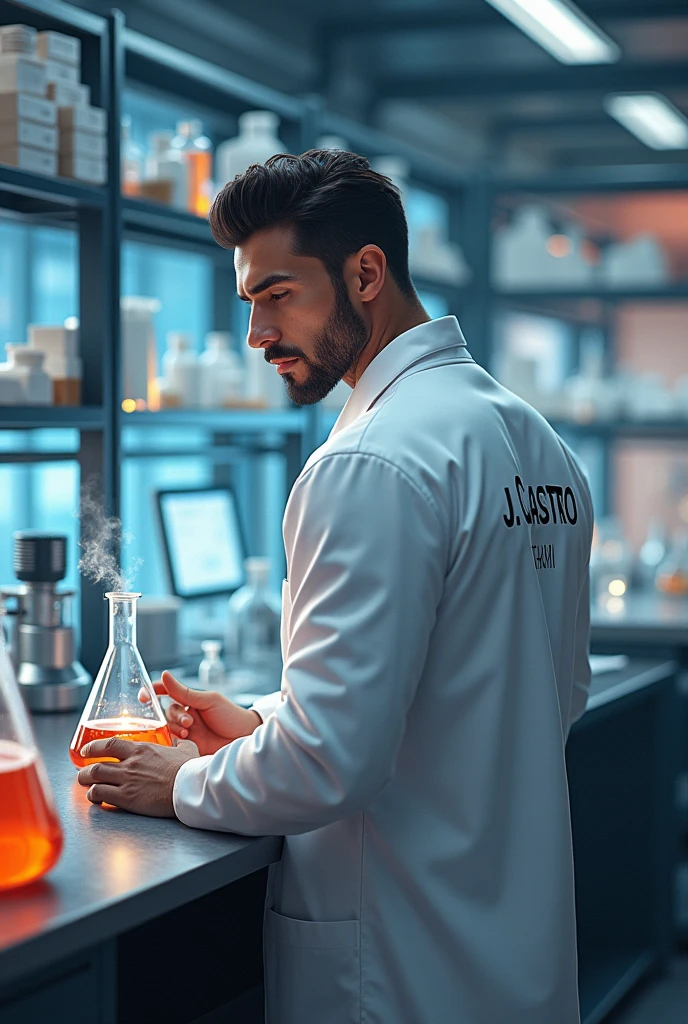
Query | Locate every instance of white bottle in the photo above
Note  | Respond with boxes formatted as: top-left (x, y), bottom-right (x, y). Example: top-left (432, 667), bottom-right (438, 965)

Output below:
top-left (244, 344), bottom-right (287, 409)
top-left (199, 332), bottom-right (244, 408)
top-left (215, 111), bottom-right (284, 186)
top-left (121, 296), bottom-right (160, 405)
top-left (225, 557), bottom-right (282, 696)
top-left (121, 115), bottom-right (143, 197)
top-left (198, 640), bottom-right (227, 689)
top-left (3, 345), bottom-right (51, 404)
top-left (145, 130), bottom-right (188, 211)
top-left (162, 332), bottom-right (200, 407)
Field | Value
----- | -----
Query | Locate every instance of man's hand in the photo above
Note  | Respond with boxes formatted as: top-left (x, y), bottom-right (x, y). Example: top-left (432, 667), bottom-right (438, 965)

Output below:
top-left (149, 671), bottom-right (262, 756)
top-left (77, 737), bottom-right (199, 817)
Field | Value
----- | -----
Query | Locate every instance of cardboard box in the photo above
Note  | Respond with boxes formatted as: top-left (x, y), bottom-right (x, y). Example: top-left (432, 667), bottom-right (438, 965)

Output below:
top-left (58, 151), bottom-right (106, 184)
top-left (59, 127), bottom-right (106, 159)
top-left (0, 25), bottom-right (36, 56)
top-left (0, 119), bottom-right (57, 151)
top-left (0, 92), bottom-right (56, 126)
top-left (0, 55), bottom-right (47, 97)
top-left (36, 31), bottom-right (81, 67)
top-left (0, 142), bottom-right (57, 175)
top-left (47, 80), bottom-right (90, 107)
top-left (57, 104), bottom-right (106, 134)
top-left (44, 58), bottom-right (80, 85)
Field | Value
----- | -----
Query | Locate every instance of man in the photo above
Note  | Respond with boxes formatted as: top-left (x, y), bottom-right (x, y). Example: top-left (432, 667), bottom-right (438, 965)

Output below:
top-left (78, 150), bottom-right (593, 1024)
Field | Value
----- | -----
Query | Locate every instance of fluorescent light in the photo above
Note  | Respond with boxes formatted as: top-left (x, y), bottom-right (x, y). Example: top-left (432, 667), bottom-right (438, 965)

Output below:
top-left (604, 93), bottom-right (688, 150)
top-left (485, 0), bottom-right (620, 65)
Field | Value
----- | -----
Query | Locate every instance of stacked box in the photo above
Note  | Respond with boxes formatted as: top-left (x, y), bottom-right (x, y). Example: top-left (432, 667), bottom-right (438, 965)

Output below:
top-left (57, 103), bottom-right (107, 185)
top-left (0, 43), bottom-right (57, 175)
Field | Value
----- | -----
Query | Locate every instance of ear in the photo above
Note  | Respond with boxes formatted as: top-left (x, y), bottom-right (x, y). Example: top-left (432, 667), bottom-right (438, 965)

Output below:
top-left (350, 245), bottom-right (387, 304)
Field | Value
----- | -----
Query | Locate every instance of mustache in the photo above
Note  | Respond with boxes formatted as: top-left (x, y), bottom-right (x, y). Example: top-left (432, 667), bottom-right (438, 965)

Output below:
top-left (264, 344), bottom-right (305, 363)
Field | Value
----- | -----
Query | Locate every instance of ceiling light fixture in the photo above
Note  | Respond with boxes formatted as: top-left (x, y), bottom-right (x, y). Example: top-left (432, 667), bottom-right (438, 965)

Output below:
top-left (484, 0), bottom-right (620, 65)
top-left (604, 93), bottom-right (688, 150)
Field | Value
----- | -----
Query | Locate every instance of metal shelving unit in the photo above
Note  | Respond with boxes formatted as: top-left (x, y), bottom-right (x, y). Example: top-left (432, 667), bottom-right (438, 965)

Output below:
top-left (0, 0), bottom-right (116, 674)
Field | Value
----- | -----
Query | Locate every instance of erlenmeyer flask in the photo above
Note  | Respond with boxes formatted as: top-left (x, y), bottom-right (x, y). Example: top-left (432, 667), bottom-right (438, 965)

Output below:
top-left (69, 593), bottom-right (172, 768)
top-left (0, 600), bottom-right (63, 890)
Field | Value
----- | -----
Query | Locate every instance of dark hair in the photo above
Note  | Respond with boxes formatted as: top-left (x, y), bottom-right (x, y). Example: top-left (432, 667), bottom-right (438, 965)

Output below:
top-left (209, 149), bottom-right (415, 297)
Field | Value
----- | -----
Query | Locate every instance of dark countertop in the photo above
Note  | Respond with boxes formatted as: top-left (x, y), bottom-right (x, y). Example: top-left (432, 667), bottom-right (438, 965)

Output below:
top-left (0, 711), bottom-right (282, 988)
top-left (591, 591), bottom-right (688, 648)
top-left (0, 657), bottom-right (676, 990)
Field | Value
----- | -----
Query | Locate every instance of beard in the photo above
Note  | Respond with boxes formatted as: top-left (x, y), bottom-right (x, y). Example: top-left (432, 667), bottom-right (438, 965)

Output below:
top-left (266, 280), bottom-right (369, 406)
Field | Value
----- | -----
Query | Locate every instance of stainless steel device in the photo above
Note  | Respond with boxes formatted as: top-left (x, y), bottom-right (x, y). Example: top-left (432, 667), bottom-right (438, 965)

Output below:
top-left (1, 532), bottom-right (91, 712)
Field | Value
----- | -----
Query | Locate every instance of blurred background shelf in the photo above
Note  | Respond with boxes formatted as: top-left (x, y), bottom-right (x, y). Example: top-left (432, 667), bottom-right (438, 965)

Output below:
top-left (549, 421), bottom-right (688, 441)
top-left (0, 406), bottom-right (105, 429)
top-left (496, 285), bottom-right (688, 304)
top-left (0, 163), bottom-right (107, 214)
top-left (120, 408), bottom-right (308, 433)
top-left (123, 197), bottom-right (215, 249)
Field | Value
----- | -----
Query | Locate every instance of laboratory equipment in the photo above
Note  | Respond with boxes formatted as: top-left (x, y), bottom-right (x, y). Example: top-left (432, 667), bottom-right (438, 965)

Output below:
top-left (162, 331), bottom-right (200, 407)
top-left (137, 596), bottom-right (182, 673)
top-left (172, 120), bottom-right (212, 216)
top-left (590, 518), bottom-right (632, 604)
top-left (199, 332), bottom-right (244, 407)
top-left (0, 596), bottom-right (63, 890)
top-left (121, 115), bottom-right (143, 197)
top-left (215, 110), bottom-right (283, 185)
top-left (144, 130), bottom-right (187, 210)
top-left (636, 520), bottom-right (668, 590)
top-left (1, 532), bottom-right (91, 712)
top-left (156, 487), bottom-right (246, 600)
top-left (198, 640), bottom-right (226, 688)
top-left (1, 345), bottom-right (51, 404)
top-left (655, 533), bottom-right (688, 597)
top-left (69, 592), bottom-right (172, 768)
top-left (225, 557), bottom-right (281, 696)
top-left (28, 320), bottom-right (83, 406)
top-left (121, 296), bottom-right (160, 407)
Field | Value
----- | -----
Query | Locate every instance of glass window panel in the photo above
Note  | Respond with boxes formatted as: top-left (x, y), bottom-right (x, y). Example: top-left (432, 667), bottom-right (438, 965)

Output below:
top-left (30, 228), bottom-right (78, 324)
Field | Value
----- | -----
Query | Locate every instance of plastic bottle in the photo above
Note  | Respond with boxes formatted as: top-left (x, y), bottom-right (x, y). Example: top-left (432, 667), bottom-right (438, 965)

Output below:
top-left (69, 592), bottom-right (172, 768)
top-left (121, 115), bottom-right (143, 197)
top-left (3, 345), bottom-right (52, 404)
top-left (245, 344), bottom-right (287, 409)
top-left (162, 332), bottom-right (201, 407)
top-left (172, 120), bottom-right (213, 217)
top-left (215, 111), bottom-right (283, 186)
top-left (199, 332), bottom-right (244, 407)
top-left (0, 597), bottom-right (63, 889)
top-left (225, 558), bottom-right (282, 696)
top-left (198, 640), bottom-right (226, 689)
top-left (656, 533), bottom-right (688, 597)
top-left (636, 520), bottom-right (668, 590)
top-left (144, 130), bottom-right (187, 210)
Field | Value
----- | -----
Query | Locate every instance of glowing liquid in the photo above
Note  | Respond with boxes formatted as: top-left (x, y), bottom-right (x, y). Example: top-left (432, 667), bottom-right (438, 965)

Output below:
top-left (69, 718), bottom-right (173, 768)
top-left (0, 740), bottom-right (63, 890)
top-left (657, 571), bottom-right (688, 596)
top-left (185, 150), bottom-right (212, 216)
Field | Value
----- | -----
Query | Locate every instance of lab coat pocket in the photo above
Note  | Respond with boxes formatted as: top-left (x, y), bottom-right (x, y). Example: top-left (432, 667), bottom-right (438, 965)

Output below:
top-left (280, 579), bottom-right (292, 665)
top-left (264, 908), bottom-right (361, 1024)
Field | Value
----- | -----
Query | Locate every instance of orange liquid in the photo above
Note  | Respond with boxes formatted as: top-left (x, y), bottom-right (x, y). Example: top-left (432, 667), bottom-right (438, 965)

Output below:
top-left (0, 741), bottom-right (63, 890)
top-left (186, 150), bottom-right (212, 216)
top-left (69, 718), bottom-right (173, 768)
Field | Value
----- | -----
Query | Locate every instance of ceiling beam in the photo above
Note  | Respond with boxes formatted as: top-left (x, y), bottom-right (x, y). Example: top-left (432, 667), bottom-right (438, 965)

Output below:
top-left (322, 1), bottom-right (688, 37)
top-left (493, 115), bottom-right (624, 136)
top-left (373, 61), bottom-right (688, 100)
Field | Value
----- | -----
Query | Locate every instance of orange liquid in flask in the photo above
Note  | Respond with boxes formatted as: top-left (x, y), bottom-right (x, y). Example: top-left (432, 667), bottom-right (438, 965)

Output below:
top-left (0, 740), bottom-right (63, 890)
top-left (69, 718), bottom-right (173, 768)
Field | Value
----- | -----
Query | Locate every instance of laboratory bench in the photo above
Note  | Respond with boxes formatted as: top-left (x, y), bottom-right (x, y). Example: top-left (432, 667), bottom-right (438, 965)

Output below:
top-left (0, 658), bottom-right (679, 1024)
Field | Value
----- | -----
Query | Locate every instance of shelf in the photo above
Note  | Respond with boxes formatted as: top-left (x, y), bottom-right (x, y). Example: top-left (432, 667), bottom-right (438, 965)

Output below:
top-left (549, 419), bottom-right (688, 441)
top-left (0, 164), bottom-right (106, 216)
top-left (123, 198), bottom-right (217, 250)
top-left (495, 285), bottom-right (688, 304)
top-left (0, 407), bottom-right (105, 430)
top-left (120, 408), bottom-right (308, 433)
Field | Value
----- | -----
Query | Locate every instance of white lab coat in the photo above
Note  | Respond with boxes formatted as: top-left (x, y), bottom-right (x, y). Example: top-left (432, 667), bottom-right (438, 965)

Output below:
top-left (174, 316), bottom-right (594, 1024)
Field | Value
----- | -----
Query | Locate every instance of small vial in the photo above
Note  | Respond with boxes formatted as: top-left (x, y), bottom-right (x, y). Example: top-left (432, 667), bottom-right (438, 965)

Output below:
top-left (199, 641), bottom-right (226, 689)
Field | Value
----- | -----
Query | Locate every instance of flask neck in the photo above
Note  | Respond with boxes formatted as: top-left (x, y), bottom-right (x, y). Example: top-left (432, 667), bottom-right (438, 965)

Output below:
top-left (106, 593), bottom-right (140, 647)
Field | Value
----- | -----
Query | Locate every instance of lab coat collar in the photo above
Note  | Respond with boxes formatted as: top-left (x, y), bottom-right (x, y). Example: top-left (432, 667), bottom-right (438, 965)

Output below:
top-left (330, 316), bottom-right (470, 437)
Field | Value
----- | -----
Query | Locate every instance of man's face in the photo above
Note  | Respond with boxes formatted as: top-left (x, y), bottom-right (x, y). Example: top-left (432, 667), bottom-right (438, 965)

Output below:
top-left (234, 225), bottom-right (369, 405)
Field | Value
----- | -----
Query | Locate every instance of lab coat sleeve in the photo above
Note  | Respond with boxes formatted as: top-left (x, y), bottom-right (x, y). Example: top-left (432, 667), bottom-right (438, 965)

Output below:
top-left (173, 452), bottom-right (445, 835)
top-left (250, 691), bottom-right (282, 721)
